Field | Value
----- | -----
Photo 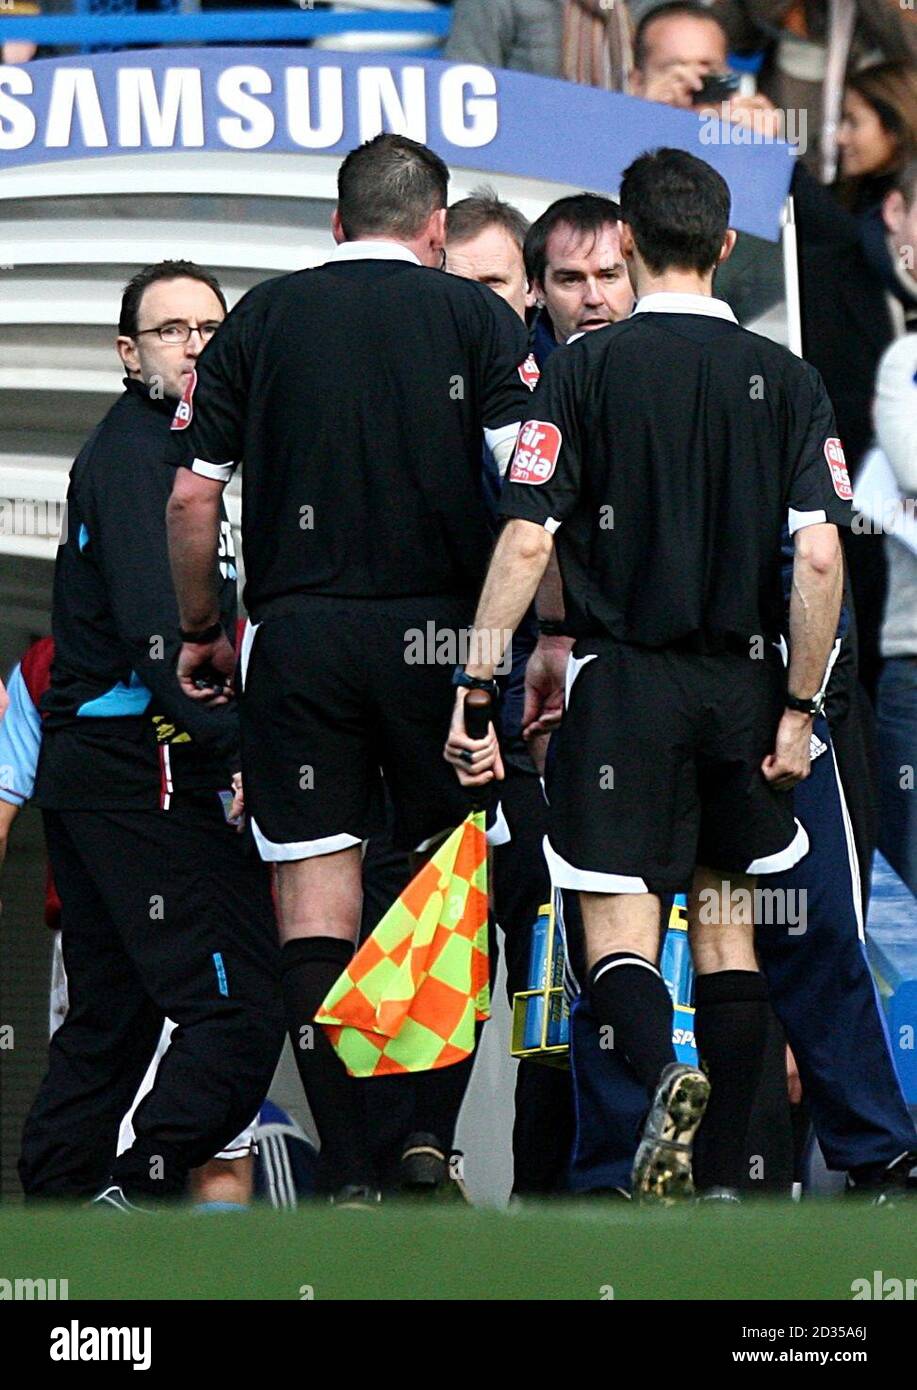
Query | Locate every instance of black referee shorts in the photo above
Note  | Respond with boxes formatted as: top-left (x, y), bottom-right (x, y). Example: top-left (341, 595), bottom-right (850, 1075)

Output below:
top-left (239, 595), bottom-right (478, 858)
top-left (544, 640), bottom-right (809, 895)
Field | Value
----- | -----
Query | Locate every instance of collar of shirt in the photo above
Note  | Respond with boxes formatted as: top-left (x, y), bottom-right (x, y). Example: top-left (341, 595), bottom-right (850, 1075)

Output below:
top-left (320, 240), bottom-right (421, 267)
top-left (631, 292), bottom-right (738, 323)
top-left (122, 375), bottom-right (179, 419)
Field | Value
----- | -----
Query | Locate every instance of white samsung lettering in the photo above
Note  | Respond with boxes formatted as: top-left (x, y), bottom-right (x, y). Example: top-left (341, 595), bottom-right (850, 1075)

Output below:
top-left (217, 65), bottom-right (275, 150)
top-left (118, 67), bottom-right (204, 148)
top-left (46, 68), bottom-right (108, 149)
top-left (286, 66), bottom-right (344, 149)
top-left (357, 65), bottom-right (426, 143)
top-left (439, 64), bottom-right (498, 148)
top-left (0, 66), bottom-right (37, 151)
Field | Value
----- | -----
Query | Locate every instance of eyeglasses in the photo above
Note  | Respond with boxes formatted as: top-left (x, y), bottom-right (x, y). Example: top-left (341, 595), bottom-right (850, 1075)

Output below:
top-left (134, 321), bottom-right (222, 345)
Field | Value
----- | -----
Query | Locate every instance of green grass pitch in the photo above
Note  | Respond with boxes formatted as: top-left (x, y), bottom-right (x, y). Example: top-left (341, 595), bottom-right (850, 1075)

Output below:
top-left (1, 1201), bottom-right (913, 1300)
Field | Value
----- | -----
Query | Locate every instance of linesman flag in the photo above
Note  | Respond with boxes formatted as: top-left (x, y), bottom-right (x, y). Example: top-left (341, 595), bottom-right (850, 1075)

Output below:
top-left (315, 812), bottom-right (490, 1077)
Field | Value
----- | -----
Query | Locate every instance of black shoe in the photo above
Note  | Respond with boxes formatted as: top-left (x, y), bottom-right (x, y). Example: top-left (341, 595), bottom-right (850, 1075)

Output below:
top-left (329, 1185), bottom-right (381, 1210)
top-left (399, 1132), bottom-right (447, 1195)
top-left (632, 1062), bottom-right (711, 1204)
top-left (89, 1183), bottom-right (149, 1213)
top-left (846, 1152), bottom-right (917, 1206)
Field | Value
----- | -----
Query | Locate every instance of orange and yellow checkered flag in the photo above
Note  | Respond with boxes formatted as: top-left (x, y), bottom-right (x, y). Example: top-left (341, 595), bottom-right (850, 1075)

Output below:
top-left (315, 811), bottom-right (489, 1077)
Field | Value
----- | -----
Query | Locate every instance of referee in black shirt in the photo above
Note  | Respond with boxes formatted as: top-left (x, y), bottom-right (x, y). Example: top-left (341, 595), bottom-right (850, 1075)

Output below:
top-left (445, 148), bottom-right (850, 1202)
top-left (166, 135), bottom-right (532, 1202)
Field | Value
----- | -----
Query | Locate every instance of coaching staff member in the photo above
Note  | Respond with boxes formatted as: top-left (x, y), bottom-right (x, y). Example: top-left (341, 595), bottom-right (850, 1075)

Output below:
top-left (446, 148), bottom-right (851, 1202)
top-left (21, 262), bottom-right (283, 1207)
top-left (166, 135), bottom-right (532, 1203)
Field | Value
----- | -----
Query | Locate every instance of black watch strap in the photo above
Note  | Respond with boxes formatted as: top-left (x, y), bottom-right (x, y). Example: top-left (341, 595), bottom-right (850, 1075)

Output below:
top-left (786, 691), bottom-right (824, 717)
top-left (452, 667), bottom-right (499, 697)
top-left (179, 621), bottom-right (223, 645)
top-left (538, 619), bottom-right (567, 637)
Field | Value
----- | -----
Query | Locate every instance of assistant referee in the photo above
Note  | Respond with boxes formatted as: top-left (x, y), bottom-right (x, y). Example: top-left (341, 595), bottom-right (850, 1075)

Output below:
top-left (166, 134), bottom-right (532, 1203)
top-left (446, 148), bottom-right (850, 1202)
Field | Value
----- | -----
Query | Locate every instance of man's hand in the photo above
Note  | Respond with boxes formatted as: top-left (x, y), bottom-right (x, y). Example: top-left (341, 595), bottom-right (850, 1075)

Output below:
top-left (786, 1044), bottom-right (803, 1106)
top-left (228, 771), bottom-right (245, 830)
top-left (176, 631), bottom-right (236, 704)
top-left (761, 710), bottom-right (813, 789)
top-left (712, 93), bottom-right (783, 140)
top-left (642, 61), bottom-right (705, 108)
top-left (522, 635), bottom-right (572, 739)
top-left (444, 687), bottom-right (505, 788)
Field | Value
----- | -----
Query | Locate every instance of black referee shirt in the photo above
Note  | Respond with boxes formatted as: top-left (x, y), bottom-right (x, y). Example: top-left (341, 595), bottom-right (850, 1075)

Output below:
top-left (168, 242), bottom-right (532, 617)
top-left (34, 378), bottom-right (240, 811)
top-left (500, 293), bottom-right (853, 649)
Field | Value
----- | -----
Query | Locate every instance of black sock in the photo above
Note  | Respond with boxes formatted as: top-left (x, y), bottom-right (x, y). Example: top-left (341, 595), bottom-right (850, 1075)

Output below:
top-left (281, 936), bottom-right (373, 1192)
top-left (410, 1021), bottom-right (484, 1153)
top-left (588, 953), bottom-right (676, 1097)
top-left (693, 969), bottom-right (770, 1192)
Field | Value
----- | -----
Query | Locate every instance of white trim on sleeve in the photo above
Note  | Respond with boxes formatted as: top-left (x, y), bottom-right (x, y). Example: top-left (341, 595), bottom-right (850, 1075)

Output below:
top-left (788, 506), bottom-right (827, 534)
top-left (191, 457), bottom-right (237, 482)
top-left (484, 422), bottom-right (522, 477)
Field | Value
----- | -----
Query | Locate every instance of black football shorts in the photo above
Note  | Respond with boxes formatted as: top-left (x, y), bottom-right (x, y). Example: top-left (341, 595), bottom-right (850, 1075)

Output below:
top-left (544, 639), bottom-right (808, 895)
top-left (238, 595), bottom-right (481, 859)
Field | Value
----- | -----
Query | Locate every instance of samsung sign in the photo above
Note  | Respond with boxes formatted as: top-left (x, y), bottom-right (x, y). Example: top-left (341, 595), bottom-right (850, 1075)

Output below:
top-left (0, 50), bottom-right (794, 240)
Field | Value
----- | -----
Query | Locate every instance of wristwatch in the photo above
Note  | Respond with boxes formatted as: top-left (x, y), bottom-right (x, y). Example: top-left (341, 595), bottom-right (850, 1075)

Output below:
top-left (786, 690), bottom-right (825, 718)
top-left (179, 621), bottom-right (223, 645)
top-left (451, 667), bottom-right (499, 698)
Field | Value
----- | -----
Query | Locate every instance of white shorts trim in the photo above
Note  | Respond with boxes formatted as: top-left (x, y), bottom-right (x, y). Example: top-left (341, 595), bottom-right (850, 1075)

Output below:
top-left (238, 619), bottom-right (260, 691)
top-left (250, 819), bottom-right (362, 862)
top-left (544, 836), bottom-right (650, 894)
top-left (745, 818), bottom-right (810, 875)
top-left (564, 651), bottom-right (597, 707)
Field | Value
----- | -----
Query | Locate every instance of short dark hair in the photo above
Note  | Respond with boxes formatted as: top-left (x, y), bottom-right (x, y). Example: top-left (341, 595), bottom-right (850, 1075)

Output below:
top-left (446, 185), bottom-right (530, 251)
top-left (619, 147), bottom-right (730, 275)
top-left (337, 133), bottom-right (449, 241)
top-left (634, 2), bottom-right (727, 73)
top-left (895, 158), bottom-right (917, 209)
top-left (524, 193), bottom-right (621, 286)
top-left (119, 260), bottom-right (226, 337)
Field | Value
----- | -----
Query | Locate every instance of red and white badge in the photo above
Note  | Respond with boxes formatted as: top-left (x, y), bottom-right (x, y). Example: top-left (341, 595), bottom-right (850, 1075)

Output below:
top-left (824, 437), bottom-right (851, 500)
top-left (518, 353), bottom-right (541, 392)
top-left (509, 420), bottom-right (562, 485)
top-left (170, 368), bottom-right (197, 431)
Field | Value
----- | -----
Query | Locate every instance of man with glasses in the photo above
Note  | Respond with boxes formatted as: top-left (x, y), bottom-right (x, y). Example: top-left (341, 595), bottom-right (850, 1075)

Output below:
top-left (21, 261), bottom-right (284, 1209)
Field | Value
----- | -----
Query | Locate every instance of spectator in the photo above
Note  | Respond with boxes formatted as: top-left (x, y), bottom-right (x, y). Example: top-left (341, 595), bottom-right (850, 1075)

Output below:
top-left (872, 161), bottom-right (917, 895)
top-left (444, 0), bottom-right (634, 90)
top-left (794, 75), bottom-right (917, 694)
top-left (630, 3), bottom-right (781, 138)
top-left (2, 0), bottom-right (39, 65)
top-left (715, 0), bottom-right (917, 180)
top-left (836, 61), bottom-right (917, 215)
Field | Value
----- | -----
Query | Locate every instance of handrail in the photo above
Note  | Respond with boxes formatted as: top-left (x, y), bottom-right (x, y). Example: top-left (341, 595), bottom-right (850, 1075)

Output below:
top-left (0, 10), bottom-right (451, 45)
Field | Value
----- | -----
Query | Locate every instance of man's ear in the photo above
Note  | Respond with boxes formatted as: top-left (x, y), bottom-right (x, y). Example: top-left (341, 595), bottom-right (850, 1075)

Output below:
top-left (618, 220), bottom-right (636, 260)
top-left (524, 277), bottom-right (538, 311)
top-left (883, 189), bottom-right (904, 236)
top-left (116, 335), bottom-right (140, 376)
top-left (331, 207), bottom-right (346, 245)
top-left (718, 228), bottom-right (738, 265)
top-left (428, 205), bottom-right (447, 255)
